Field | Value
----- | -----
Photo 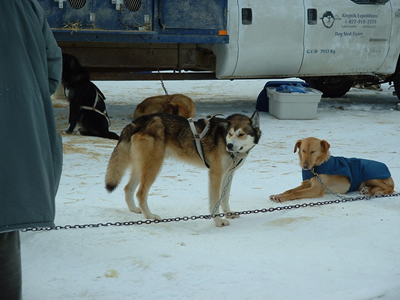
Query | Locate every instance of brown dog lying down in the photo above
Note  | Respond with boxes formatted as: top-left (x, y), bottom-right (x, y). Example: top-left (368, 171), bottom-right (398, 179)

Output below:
top-left (133, 94), bottom-right (196, 119)
top-left (270, 137), bottom-right (394, 202)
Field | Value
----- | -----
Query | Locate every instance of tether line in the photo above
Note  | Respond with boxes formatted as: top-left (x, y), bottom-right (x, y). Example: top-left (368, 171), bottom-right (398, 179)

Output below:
top-left (20, 192), bottom-right (400, 232)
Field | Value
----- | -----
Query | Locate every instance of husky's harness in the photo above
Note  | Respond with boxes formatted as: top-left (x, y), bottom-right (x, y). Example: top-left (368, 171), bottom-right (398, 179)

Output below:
top-left (187, 115), bottom-right (244, 169)
top-left (64, 86), bottom-right (111, 127)
top-left (188, 117), bottom-right (211, 168)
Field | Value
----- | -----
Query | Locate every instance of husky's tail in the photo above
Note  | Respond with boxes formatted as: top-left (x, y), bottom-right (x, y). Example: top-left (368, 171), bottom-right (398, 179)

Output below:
top-left (105, 123), bottom-right (136, 192)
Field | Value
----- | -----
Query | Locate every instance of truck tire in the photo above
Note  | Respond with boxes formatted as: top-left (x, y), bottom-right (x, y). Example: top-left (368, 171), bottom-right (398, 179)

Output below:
top-left (307, 76), bottom-right (354, 98)
top-left (394, 71), bottom-right (400, 101)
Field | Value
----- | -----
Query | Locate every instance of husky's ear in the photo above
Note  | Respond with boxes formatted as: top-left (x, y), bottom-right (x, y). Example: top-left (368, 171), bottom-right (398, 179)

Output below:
top-left (218, 119), bottom-right (230, 130)
top-left (250, 110), bottom-right (260, 129)
top-left (250, 110), bottom-right (262, 143)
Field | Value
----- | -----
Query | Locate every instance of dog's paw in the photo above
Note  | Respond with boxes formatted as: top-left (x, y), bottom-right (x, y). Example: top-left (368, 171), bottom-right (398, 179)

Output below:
top-left (225, 211), bottom-right (240, 219)
top-left (149, 214), bottom-right (161, 221)
top-left (129, 207), bottom-right (141, 214)
top-left (360, 187), bottom-right (370, 195)
top-left (269, 195), bottom-right (282, 203)
top-left (214, 217), bottom-right (230, 227)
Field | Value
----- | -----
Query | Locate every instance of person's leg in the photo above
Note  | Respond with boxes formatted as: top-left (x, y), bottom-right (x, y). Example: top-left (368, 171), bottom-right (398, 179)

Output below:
top-left (0, 231), bottom-right (22, 300)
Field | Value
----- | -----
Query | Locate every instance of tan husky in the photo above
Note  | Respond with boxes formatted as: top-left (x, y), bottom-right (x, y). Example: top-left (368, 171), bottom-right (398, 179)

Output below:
top-left (105, 111), bottom-right (261, 227)
top-left (133, 94), bottom-right (196, 119)
top-left (270, 137), bottom-right (394, 202)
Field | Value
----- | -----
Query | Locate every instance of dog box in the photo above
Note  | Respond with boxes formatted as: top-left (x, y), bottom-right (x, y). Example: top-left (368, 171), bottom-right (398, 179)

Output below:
top-left (267, 87), bottom-right (322, 120)
top-left (256, 81), bottom-right (310, 112)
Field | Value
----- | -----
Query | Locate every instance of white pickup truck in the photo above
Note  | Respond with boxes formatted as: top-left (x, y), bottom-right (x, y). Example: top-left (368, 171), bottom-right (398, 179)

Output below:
top-left (39, 0), bottom-right (400, 99)
top-left (214, 0), bottom-right (400, 97)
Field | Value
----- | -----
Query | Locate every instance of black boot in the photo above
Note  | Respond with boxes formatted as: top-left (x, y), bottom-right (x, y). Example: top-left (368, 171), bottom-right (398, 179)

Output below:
top-left (0, 231), bottom-right (22, 300)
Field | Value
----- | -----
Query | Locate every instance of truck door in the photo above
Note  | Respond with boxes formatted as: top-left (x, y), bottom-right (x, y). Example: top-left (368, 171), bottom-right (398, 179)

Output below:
top-left (231, 0), bottom-right (305, 77)
top-left (40, 0), bottom-right (152, 31)
top-left (300, 0), bottom-right (391, 75)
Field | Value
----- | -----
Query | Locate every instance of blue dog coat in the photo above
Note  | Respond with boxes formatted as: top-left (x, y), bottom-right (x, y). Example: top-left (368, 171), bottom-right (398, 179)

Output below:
top-left (302, 156), bottom-right (391, 192)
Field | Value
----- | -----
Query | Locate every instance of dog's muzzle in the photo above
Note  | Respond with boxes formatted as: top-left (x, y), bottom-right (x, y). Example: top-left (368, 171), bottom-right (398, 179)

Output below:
top-left (226, 143), bottom-right (236, 151)
top-left (226, 143), bottom-right (244, 153)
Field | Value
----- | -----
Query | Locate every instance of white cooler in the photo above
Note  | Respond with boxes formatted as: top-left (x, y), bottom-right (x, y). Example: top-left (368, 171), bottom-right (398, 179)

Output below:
top-left (267, 88), bottom-right (322, 120)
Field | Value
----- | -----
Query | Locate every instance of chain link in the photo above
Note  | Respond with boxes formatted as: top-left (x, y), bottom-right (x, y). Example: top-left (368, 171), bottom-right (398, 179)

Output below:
top-left (20, 192), bottom-right (400, 232)
top-left (311, 168), bottom-right (350, 200)
top-left (150, 47), bottom-right (169, 98)
top-left (209, 154), bottom-right (239, 217)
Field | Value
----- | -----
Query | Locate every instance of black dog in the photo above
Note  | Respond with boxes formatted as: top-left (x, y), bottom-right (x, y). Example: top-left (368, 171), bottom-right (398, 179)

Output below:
top-left (61, 53), bottom-right (119, 140)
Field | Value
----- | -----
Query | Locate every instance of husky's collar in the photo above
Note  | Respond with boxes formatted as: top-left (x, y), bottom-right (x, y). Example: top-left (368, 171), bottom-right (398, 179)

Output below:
top-left (229, 153), bottom-right (244, 169)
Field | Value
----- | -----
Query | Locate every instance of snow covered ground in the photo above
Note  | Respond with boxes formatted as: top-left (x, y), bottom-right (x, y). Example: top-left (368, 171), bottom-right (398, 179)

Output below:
top-left (21, 79), bottom-right (400, 299)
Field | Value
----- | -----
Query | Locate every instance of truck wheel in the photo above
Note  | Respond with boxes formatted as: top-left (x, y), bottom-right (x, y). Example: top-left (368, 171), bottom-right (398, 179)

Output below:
top-left (307, 76), bottom-right (354, 98)
top-left (394, 72), bottom-right (400, 101)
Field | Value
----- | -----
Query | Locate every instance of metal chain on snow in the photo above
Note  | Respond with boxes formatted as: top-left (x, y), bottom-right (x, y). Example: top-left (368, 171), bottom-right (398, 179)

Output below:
top-left (20, 192), bottom-right (400, 232)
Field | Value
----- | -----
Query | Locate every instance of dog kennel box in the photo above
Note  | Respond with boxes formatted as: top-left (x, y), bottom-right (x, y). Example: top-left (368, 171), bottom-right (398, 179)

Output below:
top-left (267, 87), bottom-right (322, 120)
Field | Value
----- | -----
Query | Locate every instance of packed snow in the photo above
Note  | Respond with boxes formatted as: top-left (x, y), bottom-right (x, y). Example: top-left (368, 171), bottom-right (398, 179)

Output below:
top-left (21, 79), bottom-right (400, 299)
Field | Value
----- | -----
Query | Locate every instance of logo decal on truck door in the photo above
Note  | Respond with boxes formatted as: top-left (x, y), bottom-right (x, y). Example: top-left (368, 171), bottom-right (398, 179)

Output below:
top-left (320, 11), bottom-right (341, 28)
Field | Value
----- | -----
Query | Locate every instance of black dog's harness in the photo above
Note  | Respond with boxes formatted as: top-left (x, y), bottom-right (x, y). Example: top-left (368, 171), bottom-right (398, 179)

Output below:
top-left (64, 86), bottom-right (111, 126)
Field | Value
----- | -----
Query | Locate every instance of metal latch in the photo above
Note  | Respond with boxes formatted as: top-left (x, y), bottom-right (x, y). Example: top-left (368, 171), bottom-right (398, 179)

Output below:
top-left (54, 0), bottom-right (67, 9)
top-left (111, 0), bottom-right (123, 10)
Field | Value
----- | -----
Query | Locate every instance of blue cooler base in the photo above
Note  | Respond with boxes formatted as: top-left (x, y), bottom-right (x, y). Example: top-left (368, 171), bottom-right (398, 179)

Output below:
top-left (256, 81), bottom-right (310, 112)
